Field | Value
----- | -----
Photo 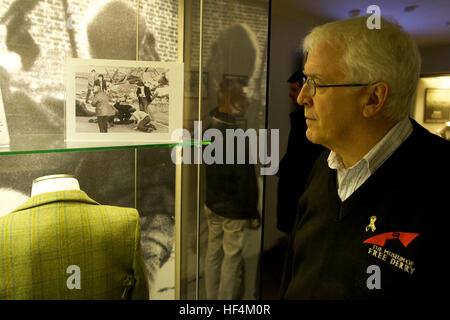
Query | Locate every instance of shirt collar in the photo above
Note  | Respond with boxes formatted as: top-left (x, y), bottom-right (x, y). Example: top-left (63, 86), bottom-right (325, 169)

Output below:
top-left (328, 117), bottom-right (413, 173)
top-left (327, 151), bottom-right (347, 170)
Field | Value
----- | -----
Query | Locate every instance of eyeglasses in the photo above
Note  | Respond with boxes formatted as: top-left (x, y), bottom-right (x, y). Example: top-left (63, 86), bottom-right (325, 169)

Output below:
top-left (302, 77), bottom-right (369, 96)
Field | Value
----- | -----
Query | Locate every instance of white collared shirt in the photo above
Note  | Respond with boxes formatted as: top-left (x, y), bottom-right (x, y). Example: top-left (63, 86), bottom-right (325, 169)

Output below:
top-left (327, 117), bottom-right (413, 201)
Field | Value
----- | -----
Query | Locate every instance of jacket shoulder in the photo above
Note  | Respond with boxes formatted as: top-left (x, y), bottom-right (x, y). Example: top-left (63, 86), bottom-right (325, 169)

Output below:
top-left (96, 205), bottom-right (140, 226)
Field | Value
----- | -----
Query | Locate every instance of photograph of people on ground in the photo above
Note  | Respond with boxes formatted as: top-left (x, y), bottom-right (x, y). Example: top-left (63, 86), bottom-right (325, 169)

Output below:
top-left (76, 65), bottom-right (169, 134)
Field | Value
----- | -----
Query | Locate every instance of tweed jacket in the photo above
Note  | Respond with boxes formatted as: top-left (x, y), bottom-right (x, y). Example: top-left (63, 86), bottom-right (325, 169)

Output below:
top-left (0, 190), bottom-right (149, 300)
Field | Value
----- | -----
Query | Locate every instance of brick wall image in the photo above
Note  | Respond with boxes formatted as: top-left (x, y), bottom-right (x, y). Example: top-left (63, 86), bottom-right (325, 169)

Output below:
top-left (202, 0), bottom-right (268, 94)
top-left (184, 0), bottom-right (269, 129)
top-left (0, 0), bottom-right (178, 101)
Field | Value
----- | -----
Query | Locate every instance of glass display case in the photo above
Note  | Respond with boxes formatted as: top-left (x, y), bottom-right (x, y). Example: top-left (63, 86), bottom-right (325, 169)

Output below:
top-left (0, 0), bottom-right (270, 300)
top-left (180, 0), bottom-right (270, 300)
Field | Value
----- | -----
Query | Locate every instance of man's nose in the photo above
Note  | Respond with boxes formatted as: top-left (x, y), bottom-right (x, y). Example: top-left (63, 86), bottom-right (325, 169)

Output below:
top-left (297, 85), bottom-right (310, 106)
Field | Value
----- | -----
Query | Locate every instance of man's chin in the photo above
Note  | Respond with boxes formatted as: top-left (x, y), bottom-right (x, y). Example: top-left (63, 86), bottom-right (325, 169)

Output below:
top-left (305, 130), bottom-right (320, 145)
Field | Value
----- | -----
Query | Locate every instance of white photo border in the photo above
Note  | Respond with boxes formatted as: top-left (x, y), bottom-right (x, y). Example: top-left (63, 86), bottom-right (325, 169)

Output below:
top-left (65, 58), bottom-right (183, 144)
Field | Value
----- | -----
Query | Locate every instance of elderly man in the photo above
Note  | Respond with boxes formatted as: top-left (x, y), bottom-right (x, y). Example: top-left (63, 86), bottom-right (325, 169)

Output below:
top-left (280, 16), bottom-right (450, 299)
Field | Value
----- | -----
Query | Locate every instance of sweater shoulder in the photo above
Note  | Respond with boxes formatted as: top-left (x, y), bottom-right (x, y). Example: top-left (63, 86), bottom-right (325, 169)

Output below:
top-left (401, 122), bottom-right (450, 171)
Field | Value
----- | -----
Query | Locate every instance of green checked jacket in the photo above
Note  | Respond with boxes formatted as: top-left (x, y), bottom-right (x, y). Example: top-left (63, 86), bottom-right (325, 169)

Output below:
top-left (0, 190), bottom-right (149, 300)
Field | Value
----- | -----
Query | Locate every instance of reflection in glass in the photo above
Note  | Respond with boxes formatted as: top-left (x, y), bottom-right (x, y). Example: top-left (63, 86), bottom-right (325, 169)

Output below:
top-left (203, 75), bottom-right (260, 300)
top-left (198, 0), bottom-right (269, 300)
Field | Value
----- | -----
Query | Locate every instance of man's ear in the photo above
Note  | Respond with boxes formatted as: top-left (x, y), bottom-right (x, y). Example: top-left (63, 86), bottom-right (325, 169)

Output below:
top-left (362, 82), bottom-right (389, 118)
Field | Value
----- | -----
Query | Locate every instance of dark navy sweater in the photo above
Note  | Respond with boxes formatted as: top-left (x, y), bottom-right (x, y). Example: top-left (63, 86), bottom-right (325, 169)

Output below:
top-left (281, 120), bottom-right (450, 300)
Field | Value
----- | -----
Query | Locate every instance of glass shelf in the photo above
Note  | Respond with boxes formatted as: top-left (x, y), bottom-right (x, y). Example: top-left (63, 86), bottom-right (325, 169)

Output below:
top-left (0, 134), bottom-right (208, 155)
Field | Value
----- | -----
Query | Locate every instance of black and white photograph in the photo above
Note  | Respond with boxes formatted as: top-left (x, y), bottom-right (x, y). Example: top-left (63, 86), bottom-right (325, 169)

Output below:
top-left (65, 58), bottom-right (183, 143)
top-left (424, 88), bottom-right (450, 123)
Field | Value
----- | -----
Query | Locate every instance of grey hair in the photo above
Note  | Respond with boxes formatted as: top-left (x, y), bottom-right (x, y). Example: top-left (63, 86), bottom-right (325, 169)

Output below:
top-left (302, 16), bottom-right (421, 122)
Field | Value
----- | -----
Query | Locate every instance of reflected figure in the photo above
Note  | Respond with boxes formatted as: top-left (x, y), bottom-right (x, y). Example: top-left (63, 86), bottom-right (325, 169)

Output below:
top-left (204, 78), bottom-right (260, 300)
top-left (204, 24), bottom-right (259, 300)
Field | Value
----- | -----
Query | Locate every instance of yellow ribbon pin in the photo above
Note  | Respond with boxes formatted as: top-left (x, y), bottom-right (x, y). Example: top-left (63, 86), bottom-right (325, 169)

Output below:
top-left (365, 216), bottom-right (377, 232)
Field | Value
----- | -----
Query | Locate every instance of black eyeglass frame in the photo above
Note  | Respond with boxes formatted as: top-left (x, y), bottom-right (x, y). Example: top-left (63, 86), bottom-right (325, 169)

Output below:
top-left (302, 77), bottom-right (370, 96)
